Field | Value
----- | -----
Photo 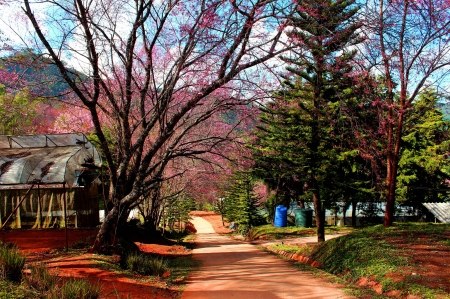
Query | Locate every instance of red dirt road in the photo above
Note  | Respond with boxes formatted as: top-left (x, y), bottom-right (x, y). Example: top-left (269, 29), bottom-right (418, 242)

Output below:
top-left (182, 216), bottom-right (353, 299)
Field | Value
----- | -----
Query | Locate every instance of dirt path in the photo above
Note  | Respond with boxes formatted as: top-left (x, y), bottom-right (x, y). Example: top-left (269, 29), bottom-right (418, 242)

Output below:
top-left (182, 216), bottom-right (352, 299)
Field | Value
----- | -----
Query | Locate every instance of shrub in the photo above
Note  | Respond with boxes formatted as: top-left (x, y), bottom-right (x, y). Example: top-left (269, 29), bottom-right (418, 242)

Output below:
top-left (0, 242), bottom-right (26, 282)
top-left (126, 253), bottom-right (168, 276)
top-left (24, 263), bottom-right (57, 292)
top-left (53, 277), bottom-right (101, 299)
top-left (25, 263), bottom-right (101, 299)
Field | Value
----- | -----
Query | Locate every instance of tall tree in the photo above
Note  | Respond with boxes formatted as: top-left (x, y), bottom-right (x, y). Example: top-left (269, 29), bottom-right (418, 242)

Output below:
top-left (0, 85), bottom-right (40, 134)
top-left (362, 0), bottom-right (450, 227)
top-left (253, 0), bottom-right (363, 242)
top-left (396, 89), bottom-right (450, 207)
top-left (18, 0), bottom-right (294, 252)
top-left (222, 172), bottom-right (264, 234)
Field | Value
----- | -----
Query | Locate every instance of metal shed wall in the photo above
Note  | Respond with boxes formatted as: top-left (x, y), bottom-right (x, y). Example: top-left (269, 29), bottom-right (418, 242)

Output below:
top-left (0, 185), bottom-right (99, 229)
top-left (422, 202), bottom-right (450, 224)
top-left (0, 133), bottom-right (102, 229)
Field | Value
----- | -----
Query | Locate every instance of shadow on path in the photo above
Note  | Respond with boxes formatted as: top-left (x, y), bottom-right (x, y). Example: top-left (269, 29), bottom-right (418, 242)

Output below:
top-left (182, 217), bottom-right (353, 299)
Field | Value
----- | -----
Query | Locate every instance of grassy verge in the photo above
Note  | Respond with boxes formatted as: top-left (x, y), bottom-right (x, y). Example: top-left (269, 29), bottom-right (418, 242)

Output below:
top-left (167, 256), bottom-right (201, 285)
top-left (263, 223), bottom-right (450, 298)
top-left (248, 224), bottom-right (353, 241)
top-left (117, 227), bottom-right (199, 286)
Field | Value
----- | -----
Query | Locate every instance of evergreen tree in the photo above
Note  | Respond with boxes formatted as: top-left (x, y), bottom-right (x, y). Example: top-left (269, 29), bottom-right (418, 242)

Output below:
top-left (252, 0), bottom-right (363, 241)
top-left (397, 89), bottom-right (450, 209)
top-left (222, 172), bottom-right (265, 234)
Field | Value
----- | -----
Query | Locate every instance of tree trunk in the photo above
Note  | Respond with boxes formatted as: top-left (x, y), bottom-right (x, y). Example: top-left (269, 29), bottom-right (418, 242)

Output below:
top-left (384, 161), bottom-right (398, 227)
top-left (384, 112), bottom-right (403, 227)
top-left (314, 192), bottom-right (325, 242)
top-left (351, 200), bottom-right (357, 227)
top-left (311, 177), bottom-right (325, 242)
top-left (91, 205), bottom-right (120, 253)
top-left (342, 201), bottom-right (351, 226)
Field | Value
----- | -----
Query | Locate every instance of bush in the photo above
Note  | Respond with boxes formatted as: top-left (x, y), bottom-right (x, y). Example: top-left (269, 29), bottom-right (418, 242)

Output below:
top-left (126, 253), bottom-right (168, 276)
top-left (53, 277), bottom-right (101, 299)
top-left (0, 242), bottom-right (26, 282)
top-left (25, 263), bottom-right (100, 299)
top-left (24, 263), bottom-right (58, 292)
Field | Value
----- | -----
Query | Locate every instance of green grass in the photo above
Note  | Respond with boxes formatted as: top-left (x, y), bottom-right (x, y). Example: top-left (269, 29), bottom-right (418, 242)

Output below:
top-left (310, 226), bottom-right (408, 280)
top-left (167, 256), bottom-right (201, 284)
top-left (263, 222), bottom-right (450, 298)
top-left (55, 277), bottom-right (101, 299)
top-left (0, 242), bottom-right (26, 282)
top-left (24, 263), bottom-right (58, 293)
top-left (248, 224), bottom-right (353, 240)
top-left (24, 263), bottom-right (101, 299)
top-left (125, 253), bottom-right (169, 276)
top-left (268, 243), bottom-right (313, 255)
top-left (0, 279), bottom-right (41, 299)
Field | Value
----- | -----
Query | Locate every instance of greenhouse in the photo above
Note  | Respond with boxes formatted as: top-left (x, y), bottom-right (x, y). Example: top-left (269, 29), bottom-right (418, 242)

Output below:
top-left (0, 133), bottom-right (102, 229)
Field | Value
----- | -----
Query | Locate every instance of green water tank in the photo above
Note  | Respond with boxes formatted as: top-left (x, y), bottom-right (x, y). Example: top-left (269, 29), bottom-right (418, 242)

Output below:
top-left (295, 209), bottom-right (313, 227)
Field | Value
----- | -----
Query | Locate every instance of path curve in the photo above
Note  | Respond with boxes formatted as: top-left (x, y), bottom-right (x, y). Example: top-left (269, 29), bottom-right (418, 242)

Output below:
top-left (182, 217), bottom-right (352, 299)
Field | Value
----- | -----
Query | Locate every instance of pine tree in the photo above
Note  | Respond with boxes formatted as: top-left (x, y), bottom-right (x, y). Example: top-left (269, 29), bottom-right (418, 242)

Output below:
top-left (253, 0), bottom-right (363, 241)
top-left (222, 172), bottom-right (265, 234)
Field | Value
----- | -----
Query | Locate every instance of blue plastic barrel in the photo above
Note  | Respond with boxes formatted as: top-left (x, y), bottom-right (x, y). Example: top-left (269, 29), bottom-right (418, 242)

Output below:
top-left (274, 205), bottom-right (287, 227)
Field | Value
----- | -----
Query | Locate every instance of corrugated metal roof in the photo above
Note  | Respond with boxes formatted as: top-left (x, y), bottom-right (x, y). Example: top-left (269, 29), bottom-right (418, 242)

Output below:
top-left (0, 133), bottom-right (96, 149)
top-left (0, 133), bottom-right (102, 187)
top-left (422, 202), bottom-right (450, 224)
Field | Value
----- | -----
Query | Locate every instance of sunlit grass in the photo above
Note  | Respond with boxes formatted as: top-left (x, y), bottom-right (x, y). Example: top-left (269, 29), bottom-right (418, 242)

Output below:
top-left (264, 222), bottom-right (450, 298)
top-left (248, 224), bottom-right (354, 240)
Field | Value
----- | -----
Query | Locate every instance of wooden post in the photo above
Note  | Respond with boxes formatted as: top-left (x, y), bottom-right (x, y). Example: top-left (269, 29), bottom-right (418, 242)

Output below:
top-left (63, 183), bottom-right (68, 252)
top-left (38, 184), bottom-right (42, 228)
top-left (1, 184), bottom-right (35, 230)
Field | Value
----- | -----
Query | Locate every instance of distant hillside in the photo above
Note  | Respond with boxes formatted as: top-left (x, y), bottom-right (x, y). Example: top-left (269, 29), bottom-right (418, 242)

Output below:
top-left (0, 50), bottom-right (83, 98)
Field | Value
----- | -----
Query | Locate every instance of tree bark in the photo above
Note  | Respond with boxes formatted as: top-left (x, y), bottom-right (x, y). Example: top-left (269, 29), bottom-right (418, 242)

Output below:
top-left (91, 205), bottom-right (120, 253)
top-left (351, 200), bottom-right (357, 227)
top-left (311, 177), bottom-right (325, 242)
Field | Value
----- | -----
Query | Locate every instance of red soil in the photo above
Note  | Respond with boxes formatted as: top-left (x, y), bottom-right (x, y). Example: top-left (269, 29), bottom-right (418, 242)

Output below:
top-left (0, 227), bottom-right (190, 299)
top-left (2, 215), bottom-right (449, 298)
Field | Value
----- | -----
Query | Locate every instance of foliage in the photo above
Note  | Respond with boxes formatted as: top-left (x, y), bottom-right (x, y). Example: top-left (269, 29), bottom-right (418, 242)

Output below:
top-left (268, 243), bottom-right (313, 256)
top-left (22, 262), bottom-right (100, 299)
top-left (305, 223), bottom-right (450, 296)
top-left (0, 86), bottom-right (41, 135)
top-left (0, 50), bottom-right (78, 98)
top-left (396, 89), bottom-right (450, 205)
top-left (125, 253), bottom-right (169, 276)
top-left (252, 0), bottom-right (363, 241)
top-left (55, 277), bottom-right (101, 299)
top-left (166, 256), bottom-right (201, 285)
top-left (248, 224), bottom-right (353, 241)
top-left (24, 263), bottom-right (57, 293)
top-left (213, 198), bottom-right (226, 226)
top-left (361, 0), bottom-right (450, 227)
top-left (19, 0), bottom-right (295, 253)
top-left (0, 279), bottom-right (40, 299)
top-left (222, 172), bottom-right (267, 234)
top-left (0, 242), bottom-right (25, 283)
top-left (162, 195), bottom-right (195, 232)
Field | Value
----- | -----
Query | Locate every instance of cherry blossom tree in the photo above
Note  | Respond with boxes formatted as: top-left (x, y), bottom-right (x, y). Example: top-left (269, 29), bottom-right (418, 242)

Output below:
top-left (361, 0), bottom-right (450, 227)
top-left (18, 0), bottom-right (294, 252)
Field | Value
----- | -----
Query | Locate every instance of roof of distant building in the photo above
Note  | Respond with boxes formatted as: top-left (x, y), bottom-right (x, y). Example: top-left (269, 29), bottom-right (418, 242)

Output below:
top-left (0, 133), bottom-right (102, 188)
